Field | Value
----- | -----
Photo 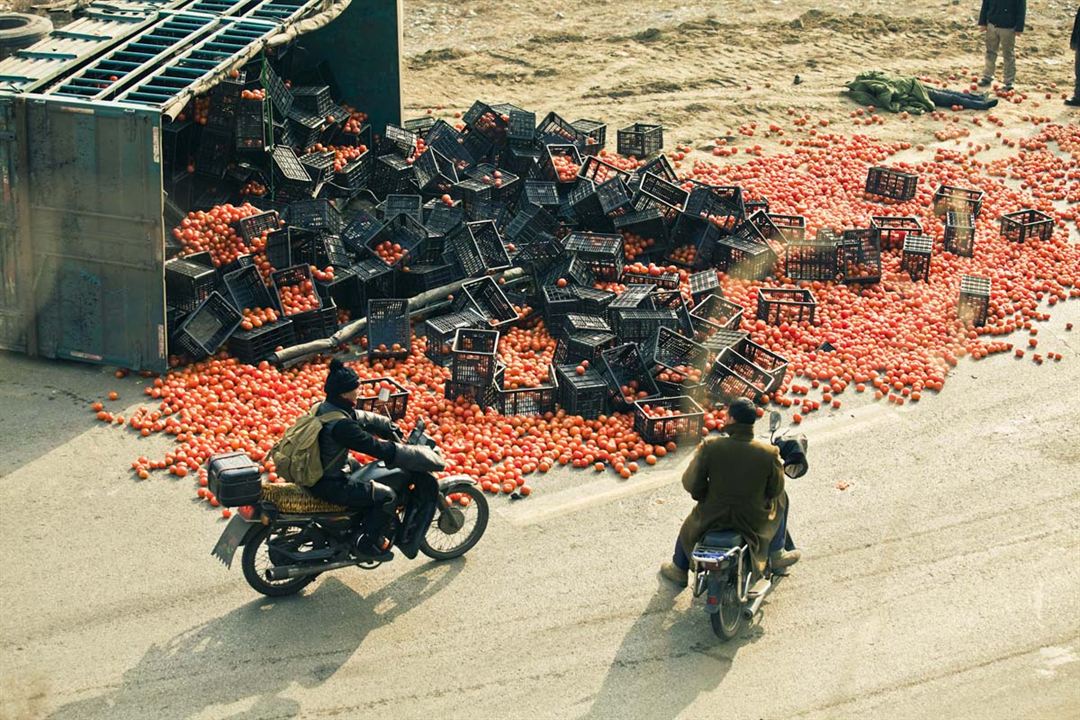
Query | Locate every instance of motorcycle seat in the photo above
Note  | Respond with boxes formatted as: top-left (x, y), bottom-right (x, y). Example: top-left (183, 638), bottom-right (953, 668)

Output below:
top-left (701, 530), bottom-right (745, 549)
top-left (260, 482), bottom-right (349, 514)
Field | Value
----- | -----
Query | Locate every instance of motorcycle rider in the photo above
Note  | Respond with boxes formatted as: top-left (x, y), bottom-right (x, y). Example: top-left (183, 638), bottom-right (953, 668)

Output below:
top-left (660, 398), bottom-right (800, 587)
top-left (309, 359), bottom-right (444, 560)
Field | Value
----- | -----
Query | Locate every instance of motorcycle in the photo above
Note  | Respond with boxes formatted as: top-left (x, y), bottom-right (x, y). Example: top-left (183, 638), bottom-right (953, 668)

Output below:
top-left (690, 411), bottom-right (809, 640)
top-left (212, 416), bottom-right (488, 597)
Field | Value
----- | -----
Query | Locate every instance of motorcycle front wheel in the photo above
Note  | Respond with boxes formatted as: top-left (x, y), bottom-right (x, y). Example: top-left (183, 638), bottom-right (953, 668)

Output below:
top-left (419, 485), bottom-right (489, 560)
top-left (710, 576), bottom-right (745, 640)
top-left (241, 524), bottom-right (317, 597)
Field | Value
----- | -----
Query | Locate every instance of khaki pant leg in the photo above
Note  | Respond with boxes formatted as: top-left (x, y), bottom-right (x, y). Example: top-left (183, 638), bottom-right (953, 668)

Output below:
top-left (984, 25), bottom-right (1000, 80)
top-left (999, 27), bottom-right (1016, 84)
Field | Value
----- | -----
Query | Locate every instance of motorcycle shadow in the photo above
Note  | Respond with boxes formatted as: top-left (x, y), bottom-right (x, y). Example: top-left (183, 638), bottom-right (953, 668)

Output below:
top-left (578, 575), bottom-right (767, 720)
top-left (46, 560), bottom-right (466, 720)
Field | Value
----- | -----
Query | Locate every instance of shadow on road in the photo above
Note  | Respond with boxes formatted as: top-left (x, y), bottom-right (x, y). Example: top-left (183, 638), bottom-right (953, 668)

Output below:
top-left (46, 561), bottom-right (464, 720)
top-left (579, 575), bottom-right (761, 720)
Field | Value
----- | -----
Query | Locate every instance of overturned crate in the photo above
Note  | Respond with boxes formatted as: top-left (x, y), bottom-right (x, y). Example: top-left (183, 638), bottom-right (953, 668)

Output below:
top-left (367, 298), bottom-right (411, 360)
top-left (999, 209), bottom-right (1053, 243)
top-left (957, 275), bottom-right (991, 328)
top-left (556, 363), bottom-right (609, 419)
top-left (840, 229), bottom-right (882, 284)
top-left (423, 309), bottom-right (485, 366)
top-left (865, 166), bottom-right (918, 201)
top-left (600, 343), bottom-right (661, 410)
top-left (634, 396), bottom-right (705, 445)
top-left (453, 277), bottom-right (521, 329)
top-left (450, 327), bottom-right (501, 386)
top-left (901, 235), bottom-right (934, 282)
top-left (933, 184), bottom-right (984, 218)
top-left (756, 288), bottom-right (817, 325)
top-left (944, 212), bottom-right (976, 257)
top-left (871, 216), bottom-right (922, 251)
top-left (785, 230), bottom-right (841, 282)
top-left (495, 365), bottom-right (559, 416)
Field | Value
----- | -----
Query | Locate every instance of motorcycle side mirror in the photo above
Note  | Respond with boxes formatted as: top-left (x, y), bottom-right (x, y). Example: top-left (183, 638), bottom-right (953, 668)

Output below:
top-left (377, 387), bottom-right (391, 403)
top-left (769, 411), bottom-right (782, 433)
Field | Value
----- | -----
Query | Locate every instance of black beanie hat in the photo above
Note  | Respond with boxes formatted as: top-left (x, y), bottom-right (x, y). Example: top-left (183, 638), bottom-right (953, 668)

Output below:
top-left (727, 397), bottom-right (758, 425)
top-left (324, 359), bottom-right (360, 397)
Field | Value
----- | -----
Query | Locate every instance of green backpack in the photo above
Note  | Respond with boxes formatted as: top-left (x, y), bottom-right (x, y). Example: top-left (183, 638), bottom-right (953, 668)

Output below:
top-left (269, 405), bottom-right (348, 487)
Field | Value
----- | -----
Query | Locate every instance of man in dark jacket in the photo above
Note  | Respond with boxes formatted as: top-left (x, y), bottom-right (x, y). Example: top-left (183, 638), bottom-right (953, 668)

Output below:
top-left (1068, 6), bottom-right (1080, 107)
top-left (978, 0), bottom-right (1026, 90)
top-left (660, 398), bottom-right (800, 587)
top-left (309, 359), bottom-right (443, 559)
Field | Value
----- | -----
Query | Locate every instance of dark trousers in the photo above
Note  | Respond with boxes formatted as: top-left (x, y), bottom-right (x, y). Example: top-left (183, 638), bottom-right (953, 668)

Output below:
top-left (672, 501), bottom-right (791, 571)
top-left (308, 475), bottom-right (386, 535)
top-left (1074, 46), bottom-right (1079, 99)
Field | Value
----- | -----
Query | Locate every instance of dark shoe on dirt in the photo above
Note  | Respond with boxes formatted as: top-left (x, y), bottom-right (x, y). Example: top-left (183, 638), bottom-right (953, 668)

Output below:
top-left (1065, 97), bottom-right (1080, 107)
top-left (769, 549), bottom-right (801, 574)
top-left (1002, 83), bottom-right (1014, 92)
top-left (659, 561), bottom-right (688, 587)
top-left (977, 77), bottom-right (992, 87)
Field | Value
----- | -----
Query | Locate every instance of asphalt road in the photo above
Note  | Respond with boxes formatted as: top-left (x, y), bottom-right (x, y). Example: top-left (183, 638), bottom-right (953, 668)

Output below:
top-left (1, 300), bottom-right (1078, 720)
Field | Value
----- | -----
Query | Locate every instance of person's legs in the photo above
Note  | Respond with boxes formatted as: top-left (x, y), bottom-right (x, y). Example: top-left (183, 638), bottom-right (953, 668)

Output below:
top-left (1000, 28), bottom-right (1016, 86)
top-left (1074, 46), bottom-right (1080, 100)
top-left (310, 476), bottom-right (393, 557)
top-left (983, 25), bottom-right (1000, 82)
top-left (768, 501), bottom-right (789, 555)
top-left (672, 538), bottom-right (691, 571)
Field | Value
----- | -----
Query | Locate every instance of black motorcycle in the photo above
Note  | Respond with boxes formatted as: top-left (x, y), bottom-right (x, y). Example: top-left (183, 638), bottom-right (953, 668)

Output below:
top-left (212, 417), bottom-right (488, 597)
top-left (691, 411), bottom-right (808, 640)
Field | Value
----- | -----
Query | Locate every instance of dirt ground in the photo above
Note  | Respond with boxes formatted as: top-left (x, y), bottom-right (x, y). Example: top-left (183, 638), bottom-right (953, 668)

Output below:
top-left (1, 1), bottom-right (1079, 719)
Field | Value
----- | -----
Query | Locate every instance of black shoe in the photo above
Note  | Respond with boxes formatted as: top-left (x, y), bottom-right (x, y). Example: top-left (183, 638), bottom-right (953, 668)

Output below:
top-left (977, 77), bottom-right (992, 87)
top-left (1066, 97), bottom-right (1080, 107)
top-left (353, 535), bottom-right (394, 562)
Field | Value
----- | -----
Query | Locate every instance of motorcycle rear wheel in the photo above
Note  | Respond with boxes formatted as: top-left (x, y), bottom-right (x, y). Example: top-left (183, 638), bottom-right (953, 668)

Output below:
top-left (241, 525), bottom-right (317, 597)
top-left (710, 578), bottom-right (745, 641)
top-left (419, 485), bottom-right (489, 560)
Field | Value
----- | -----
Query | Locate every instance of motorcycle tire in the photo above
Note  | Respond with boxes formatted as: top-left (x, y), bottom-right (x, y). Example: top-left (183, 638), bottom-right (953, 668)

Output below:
top-left (241, 525), bottom-right (317, 597)
top-left (710, 578), bottom-right (745, 641)
top-left (419, 485), bottom-right (489, 561)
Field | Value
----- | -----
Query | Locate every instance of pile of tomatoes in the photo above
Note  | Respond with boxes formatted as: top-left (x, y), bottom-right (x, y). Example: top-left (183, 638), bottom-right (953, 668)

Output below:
top-left (277, 282), bottom-right (319, 316)
top-left (239, 307), bottom-right (279, 331)
top-left (372, 240), bottom-right (407, 266)
top-left (551, 154), bottom-right (581, 182)
top-left (621, 232), bottom-right (655, 260)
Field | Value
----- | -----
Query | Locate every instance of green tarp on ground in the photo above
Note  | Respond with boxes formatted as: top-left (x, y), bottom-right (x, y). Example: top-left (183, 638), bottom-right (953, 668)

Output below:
top-left (845, 71), bottom-right (935, 114)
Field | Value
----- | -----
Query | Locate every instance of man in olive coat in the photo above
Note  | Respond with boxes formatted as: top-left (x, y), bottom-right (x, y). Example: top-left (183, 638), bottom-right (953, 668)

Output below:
top-left (660, 398), bottom-right (799, 587)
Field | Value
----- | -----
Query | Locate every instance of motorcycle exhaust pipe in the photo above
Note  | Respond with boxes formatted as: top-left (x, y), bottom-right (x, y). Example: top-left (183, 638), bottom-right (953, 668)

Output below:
top-left (743, 580), bottom-right (774, 619)
top-left (266, 559), bottom-right (356, 580)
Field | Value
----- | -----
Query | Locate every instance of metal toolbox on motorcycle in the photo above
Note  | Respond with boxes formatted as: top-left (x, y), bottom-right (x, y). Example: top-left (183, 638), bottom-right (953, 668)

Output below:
top-left (208, 452), bottom-right (263, 507)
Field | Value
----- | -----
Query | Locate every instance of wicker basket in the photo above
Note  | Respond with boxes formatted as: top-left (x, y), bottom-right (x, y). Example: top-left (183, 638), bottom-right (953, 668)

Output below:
top-left (260, 482), bottom-right (348, 514)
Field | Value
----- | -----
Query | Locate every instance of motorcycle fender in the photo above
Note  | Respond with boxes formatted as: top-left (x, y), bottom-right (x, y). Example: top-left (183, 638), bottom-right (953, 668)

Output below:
top-left (211, 514), bottom-right (261, 569)
top-left (704, 572), bottom-right (725, 615)
top-left (438, 474), bottom-right (477, 492)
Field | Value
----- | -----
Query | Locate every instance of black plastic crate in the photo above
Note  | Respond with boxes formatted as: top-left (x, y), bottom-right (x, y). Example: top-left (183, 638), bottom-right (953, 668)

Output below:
top-left (265, 227), bottom-right (318, 270)
top-left (507, 108), bottom-right (537, 146)
top-left (365, 298), bottom-right (410, 359)
top-left (615, 208), bottom-right (670, 247)
top-left (333, 376), bottom-right (406, 422)
top-left (865, 166), bottom-right (918, 201)
top-left (272, 264), bottom-right (323, 317)
top-left (291, 85), bottom-right (333, 116)
top-left (522, 180), bottom-right (561, 210)
top-left (536, 111), bottom-right (586, 148)
top-left (398, 263), bottom-right (458, 297)
top-left (700, 328), bottom-right (749, 362)
top-left (715, 231), bottom-right (777, 281)
top-left (595, 177), bottom-right (635, 219)
top-left (349, 257), bottom-right (394, 310)
top-left (637, 172), bottom-right (689, 215)
top-left (755, 287), bottom-right (816, 325)
top-left (542, 253), bottom-right (595, 289)
top-left (234, 210), bottom-right (281, 243)
top-left (768, 214), bottom-right (807, 244)
top-left (554, 331), bottom-right (617, 367)
top-left (291, 302), bottom-right (339, 343)
top-left (577, 155), bottom-right (631, 186)
top-left (617, 123), bottom-right (663, 158)
top-left (540, 285), bottom-right (581, 322)
top-left (571, 286), bottom-right (616, 315)
top-left (451, 327), bottom-right (500, 385)
top-left (933, 184), bottom-right (984, 218)
top-left (840, 229), bottom-right (882, 284)
top-left (413, 148), bottom-right (460, 195)
top-left (999, 209), bottom-right (1053, 243)
top-left (567, 179), bottom-right (607, 227)
top-left (600, 343), bottom-right (661, 410)
top-left (341, 209), bottom-right (384, 255)
top-left (943, 211), bottom-right (976, 257)
top-left (271, 146), bottom-right (313, 197)
top-left (564, 231), bottom-right (624, 281)
top-left (556, 363), bottom-right (609, 419)
top-left (690, 294), bottom-right (744, 338)
top-left (622, 266), bottom-right (680, 289)
top-left (452, 277), bottom-right (519, 328)
top-left (401, 116), bottom-right (437, 138)
top-left (562, 313), bottom-right (612, 336)
top-left (423, 309), bottom-right (483, 365)
top-left (572, 118), bottom-right (607, 154)
top-left (505, 203), bottom-right (559, 248)
top-left (423, 120), bottom-right (476, 173)
top-left (465, 163), bottom-right (520, 201)
top-left (612, 308), bottom-right (681, 345)
top-left (287, 106), bottom-right (325, 149)
top-left (166, 304), bottom-right (188, 349)
top-left (174, 292), bottom-right (243, 359)
top-left (235, 97), bottom-right (268, 151)
top-left (669, 218), bottom-right (720, 270)
top-left (495, 365), bottom-right (559, 416)
top-left (370, 154), bottom-right (416, 197)
top-left (706, 341), bottom-right (787, 404)
top-left (382, 194), bottom-right (424, 224)
top-left (958, 275), bottom-right (991, 327)
top-left (299, 151), bottom-right (335, 186)
top-left (261, 62), bottom-right (292, 117)
top-left (424, 202), bottom-right (465, 239)
top-left (870, 216), bottom-right (923, 252)
top-left (683, 183), bottom-right (744, 229)
top-left (607, 284), bottom-right (654, 319)
top-left (287, 198), bottom-right (344, 234)
top-left (785, 231), bottom-right (842, 282)
top-left (224, 264), bottom-right (275, 311)
top-left (381, 123), bottom-right (419, 159)
top-left (207, 73), bottom-right (245, 131)
top-left (166, 257), bottom-right (220, 312)
top-left (463, 101), bottom-right (509, 144)
top-left (365, 214), bottom-right (434, 269)
top-left (331, 151), bottom-right (374, 197)
top-left (650, 326), bottom-right (708, 373)
top-left (634, 396), bottom-right (704, 444)
top-left (228, 318), bottom-right (296, 364)
top-left (901, 235), bottom-right (934, 282)
top-left (540, 144), bottom-right (583, 184)
top-left (314, 266), bottom-right (361, 311)
top-left (689, 270), bottom-right (720, 302)
top-left (195, 128), bottom-right (233, 178)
